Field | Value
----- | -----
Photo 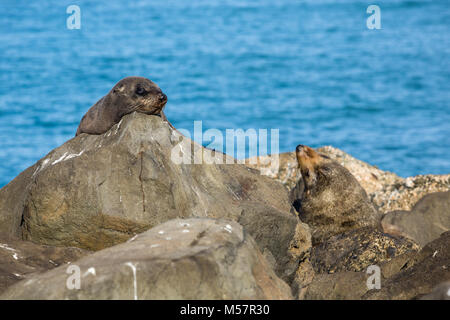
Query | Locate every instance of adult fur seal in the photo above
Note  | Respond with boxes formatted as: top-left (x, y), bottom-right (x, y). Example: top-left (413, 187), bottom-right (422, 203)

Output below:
top-left (76, 77), bottom-right (170, 136)
top-left (292, 144), bottom-right (381, 245)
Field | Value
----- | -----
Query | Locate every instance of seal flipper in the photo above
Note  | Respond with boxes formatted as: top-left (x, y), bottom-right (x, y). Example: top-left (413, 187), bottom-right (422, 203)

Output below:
top-left (75, 114), bottom-right (87, 136)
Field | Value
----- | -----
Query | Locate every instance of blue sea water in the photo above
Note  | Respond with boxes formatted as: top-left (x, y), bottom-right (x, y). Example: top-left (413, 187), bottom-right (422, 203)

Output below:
top-left (0, 0), bottom-right (449, 187)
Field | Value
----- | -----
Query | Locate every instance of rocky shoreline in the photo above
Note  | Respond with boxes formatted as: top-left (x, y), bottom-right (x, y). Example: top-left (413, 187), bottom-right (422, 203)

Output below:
top-left (0, 113), bottom-right (449, 299)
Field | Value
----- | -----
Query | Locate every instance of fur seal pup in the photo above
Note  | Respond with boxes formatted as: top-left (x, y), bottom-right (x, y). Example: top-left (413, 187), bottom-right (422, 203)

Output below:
top-left (76, 76), bottom-right (170, 136)
top-left (292, 144), bottom-right (381, 245)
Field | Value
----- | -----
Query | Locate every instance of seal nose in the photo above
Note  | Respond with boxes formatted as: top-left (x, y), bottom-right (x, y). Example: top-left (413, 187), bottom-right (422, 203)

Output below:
top-left (158, 92), bottom-right (167, 102)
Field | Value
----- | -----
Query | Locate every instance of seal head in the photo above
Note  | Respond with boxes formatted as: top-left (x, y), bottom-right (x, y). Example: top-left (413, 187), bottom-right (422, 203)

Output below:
top-left (295, 144), bottom-right (323, 192)
top-left (76, 76), bottom-right (168, 136)
top-left (111, 77), bottom-right (167, 116)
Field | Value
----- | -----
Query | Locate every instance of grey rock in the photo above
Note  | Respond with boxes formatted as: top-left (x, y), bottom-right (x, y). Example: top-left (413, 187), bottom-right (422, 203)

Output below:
top-left (0, 218), bottom-right (293, 300)
top-left (382, 191), bottom-right (450, 247)
top-left (0, 238), bottom-right (88, 295)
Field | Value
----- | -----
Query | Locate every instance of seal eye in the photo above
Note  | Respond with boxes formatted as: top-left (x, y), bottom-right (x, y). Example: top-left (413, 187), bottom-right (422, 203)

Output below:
top-left (135, 87), bottom-right (146, 95)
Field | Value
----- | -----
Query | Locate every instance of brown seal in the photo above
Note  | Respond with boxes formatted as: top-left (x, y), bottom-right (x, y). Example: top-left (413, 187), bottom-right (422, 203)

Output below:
top-left (76, 76), bottom-right (170, 136)
top-left (291, 144), bottom-right (381, 244)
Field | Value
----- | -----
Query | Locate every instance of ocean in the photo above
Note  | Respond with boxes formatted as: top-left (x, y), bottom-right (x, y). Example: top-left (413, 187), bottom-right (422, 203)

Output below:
top-left (0, 0), bottom-right (449, 187)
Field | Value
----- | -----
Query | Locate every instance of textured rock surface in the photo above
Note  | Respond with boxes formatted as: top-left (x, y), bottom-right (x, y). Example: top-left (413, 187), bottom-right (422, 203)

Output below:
top-left (303, 231), bottom-right (448, 300)
top-left (310, 227), bottom-right (419, 274)
top-left (364, 231), bottom-right (450, 300)
top-left (0, 218), bottom-right (293, 300)
top-left (420, 282), bottom-right (450, 300)
top-left (246, 147), bottom-right (450, 213)
top-left (237, 202), bottom-right (311, 281)
top-left (370, 174), bottom-right (450, 214)
top-left (0, 238), bottom-right (88, 295)
top-left (293, 259), bottom-right (315, 299)
top-left (303, 272), bottom-right (369, 300)
top-left (0, 112), bottom-right (309, 283)
top-left (382, 191), bottom-right (450, 247)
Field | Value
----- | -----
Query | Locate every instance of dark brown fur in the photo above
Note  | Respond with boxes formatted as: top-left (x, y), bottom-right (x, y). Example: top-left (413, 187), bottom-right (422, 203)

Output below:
top-left (76, 77), bottom-right (170, 136)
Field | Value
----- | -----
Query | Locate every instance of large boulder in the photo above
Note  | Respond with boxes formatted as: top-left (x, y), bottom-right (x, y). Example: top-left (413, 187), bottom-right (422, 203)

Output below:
top-left (0, 237), bottom-right (88, 295)
top-left (0, 218), bottom-right (293, 300)
top-left (382, 191), bottom-right (450, 247)
top-left (0, 112), bottom-right (309, 283)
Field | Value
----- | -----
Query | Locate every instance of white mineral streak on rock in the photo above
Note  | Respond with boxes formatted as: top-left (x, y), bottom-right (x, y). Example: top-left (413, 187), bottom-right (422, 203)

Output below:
top-left (51, 151), bottom-right (84, 165)
top-left (127, 235), bottom-right (138, 243)
top-left (32, 159), bottom-right (51, 177)
top-left (48, 259), bottom-right (58, 266)
top-left (32, 165), bottom-right (41, 177)
top-left (0, 243), bottom-right (16, 252)
top-left (0, 244), bottom-right (20, 260)
top-left (115, 118), bottom-right (123, 134)
top-left (52, 152), bottom-right (68, 165)
top-left (83, 267), bottom-right (96, 277)
top-left (65, 151), bottom-right (84, 160)
top-left (125, 262), bottom-right (138, 300)
top-left (224, 224), bottom-right (233, 233)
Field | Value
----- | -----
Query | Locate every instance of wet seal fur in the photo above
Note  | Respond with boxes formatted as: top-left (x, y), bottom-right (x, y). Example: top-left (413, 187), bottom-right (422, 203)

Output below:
top-left (291, 144), bottom-right (381, 245)
top-left (76, 76), bottom-right (171, 136)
